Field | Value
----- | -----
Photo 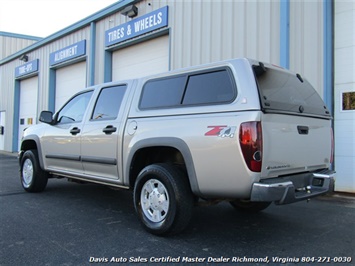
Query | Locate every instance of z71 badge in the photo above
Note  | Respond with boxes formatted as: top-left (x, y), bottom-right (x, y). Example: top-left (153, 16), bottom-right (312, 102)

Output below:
top-left (205, 125), bottom-right (237, 138)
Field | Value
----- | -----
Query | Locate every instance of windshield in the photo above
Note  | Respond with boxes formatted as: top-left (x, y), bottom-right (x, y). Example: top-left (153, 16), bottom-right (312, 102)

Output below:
top-left (253, 64), bottom-right (331, 118)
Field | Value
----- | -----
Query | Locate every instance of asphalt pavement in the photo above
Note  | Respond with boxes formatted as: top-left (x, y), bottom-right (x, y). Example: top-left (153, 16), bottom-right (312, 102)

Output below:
top-left (1, 152), bottom-right (354, 266)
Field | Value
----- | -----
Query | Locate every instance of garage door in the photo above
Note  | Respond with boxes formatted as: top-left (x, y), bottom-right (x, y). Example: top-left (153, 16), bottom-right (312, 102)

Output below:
top-left (18, 76), bottom-right (38, 150)
top-left (112, 35), bottom-right (169, 81)
top-left (334, 89), bottom-right (355, 193)
top-left (333, 3), bottom-right (355, 193)
top-left (55, 61), bottom-right (87, 111)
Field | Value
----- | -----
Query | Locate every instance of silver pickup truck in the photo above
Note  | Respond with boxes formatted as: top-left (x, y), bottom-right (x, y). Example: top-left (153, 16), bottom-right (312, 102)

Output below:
top-left (19, 58), bottom-right (335, 235)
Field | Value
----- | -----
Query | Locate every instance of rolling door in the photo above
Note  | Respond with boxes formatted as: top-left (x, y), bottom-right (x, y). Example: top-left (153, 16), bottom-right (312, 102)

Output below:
top-left (18, 76), bottom-right (38, 150)
top-left (112, 35), bottom-right (169, 81)
top-left (333, 3), bottom-right (355, 193)
top-left (55, 61), bottom-right (87, 111)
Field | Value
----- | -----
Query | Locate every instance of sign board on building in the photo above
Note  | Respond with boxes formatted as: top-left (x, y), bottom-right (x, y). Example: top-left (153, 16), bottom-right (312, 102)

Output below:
top-left (105, 6), bottom-right (168, 47)
top-left (15, 59), bottom-right (39, 78)
top-left (50, 40), bottom-right (86, 66)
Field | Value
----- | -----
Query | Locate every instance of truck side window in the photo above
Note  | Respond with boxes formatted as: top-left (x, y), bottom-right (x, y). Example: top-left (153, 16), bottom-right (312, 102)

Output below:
top-left (140, 76), bottom-right (186, 109)
top-left (92, 85), bottom-right (127, 120)
top-left (57, 90), bottom-right (93, 124)
top-left (139, 68), bottom-right (236, 110)
top-left (182, 70), bottom-right (236, 105)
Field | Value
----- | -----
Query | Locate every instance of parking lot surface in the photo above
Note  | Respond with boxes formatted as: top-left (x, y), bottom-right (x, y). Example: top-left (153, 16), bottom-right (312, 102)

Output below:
top-left (1, 153), bottom-right (354, 265)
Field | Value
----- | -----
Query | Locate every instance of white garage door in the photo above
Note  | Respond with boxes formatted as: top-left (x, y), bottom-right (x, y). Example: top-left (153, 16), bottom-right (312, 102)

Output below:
top-left (18, 76), bottom-right (38, 150)
top-left (55, 61), bottom-right (87, 111)
top-left (333, 3), bottom-right (355, 193)
top-left (334, 90), bottom-right (355, 193)
top-left (112, 35), bottom-right (169, 81)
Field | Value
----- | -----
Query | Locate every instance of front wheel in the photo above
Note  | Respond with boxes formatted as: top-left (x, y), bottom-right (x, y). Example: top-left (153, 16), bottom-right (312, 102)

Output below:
top-left (133, 164), bottom-right (194, 236)
top-left (20, 150), bottom-right (48, 192)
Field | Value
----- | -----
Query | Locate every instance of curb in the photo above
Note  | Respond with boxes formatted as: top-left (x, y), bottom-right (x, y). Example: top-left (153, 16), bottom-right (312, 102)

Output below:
top-left (0, 150), bottom-right (18, 157)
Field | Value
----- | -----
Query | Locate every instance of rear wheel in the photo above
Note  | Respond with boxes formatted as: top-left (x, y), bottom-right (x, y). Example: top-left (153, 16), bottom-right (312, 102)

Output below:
top-left (230, 200), bottom-right (271, 213)
top-left (133, 163), bottom-right (194, 236)
top-left (20, 150), bottom-right (48, 192)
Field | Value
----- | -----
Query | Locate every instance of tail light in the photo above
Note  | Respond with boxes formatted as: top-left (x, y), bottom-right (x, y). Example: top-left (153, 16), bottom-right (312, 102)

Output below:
top-left (330, 127), bottom-right (334, 164)
top-left (239, 121), bottom-right (263, 172)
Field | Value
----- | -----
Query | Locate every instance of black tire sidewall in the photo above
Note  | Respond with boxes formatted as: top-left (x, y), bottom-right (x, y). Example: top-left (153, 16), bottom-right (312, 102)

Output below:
top-left (20, 150), bottom-right (48, 192)
top-left (134, 165), bottom-right (177, 235)
top-left (134, 164), bottom-right (192, 235)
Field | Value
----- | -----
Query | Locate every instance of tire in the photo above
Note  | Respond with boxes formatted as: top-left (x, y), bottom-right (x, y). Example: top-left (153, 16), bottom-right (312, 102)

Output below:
top-left (20, 150), bottom-right (48, 192)
top-left (230, 200), bottom-right (271, 213)
top-left (133, 163), bottom-right (194, 236)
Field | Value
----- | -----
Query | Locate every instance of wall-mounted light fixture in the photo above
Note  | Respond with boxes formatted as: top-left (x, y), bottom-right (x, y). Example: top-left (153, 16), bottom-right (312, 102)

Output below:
top-left (121, 5), bottom-right (138, 18)
top-left (19, 54), bottom-right (28, 62)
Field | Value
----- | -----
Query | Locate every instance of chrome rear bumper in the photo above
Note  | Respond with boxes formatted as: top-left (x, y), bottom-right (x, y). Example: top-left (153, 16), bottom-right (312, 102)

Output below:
top-left (251, 170), bottom-right (335, 205)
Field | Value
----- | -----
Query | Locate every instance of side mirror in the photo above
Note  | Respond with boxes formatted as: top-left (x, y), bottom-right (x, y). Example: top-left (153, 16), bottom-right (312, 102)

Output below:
top-left (39, 111), bottom-right (54, 124)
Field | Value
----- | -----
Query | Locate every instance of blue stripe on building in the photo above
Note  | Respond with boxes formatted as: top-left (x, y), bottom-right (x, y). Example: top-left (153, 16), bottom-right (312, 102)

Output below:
top-left (280, 0), bottom-right (290, 69)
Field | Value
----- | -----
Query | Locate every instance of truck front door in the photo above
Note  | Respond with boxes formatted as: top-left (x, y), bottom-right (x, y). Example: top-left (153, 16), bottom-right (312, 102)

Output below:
top-left (41, 90), bottom-right (93, 173)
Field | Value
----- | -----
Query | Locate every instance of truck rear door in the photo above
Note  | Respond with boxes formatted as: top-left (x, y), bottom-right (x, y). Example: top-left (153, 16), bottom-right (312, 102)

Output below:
top-left (80, 83), bottom-right (130, 181)
top-left (252, 63), bottom-right (333, 179)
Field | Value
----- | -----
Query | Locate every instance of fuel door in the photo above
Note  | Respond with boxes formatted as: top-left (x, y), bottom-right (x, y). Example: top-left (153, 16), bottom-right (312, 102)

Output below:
top-left (127, 120), bottom-right (138, 135)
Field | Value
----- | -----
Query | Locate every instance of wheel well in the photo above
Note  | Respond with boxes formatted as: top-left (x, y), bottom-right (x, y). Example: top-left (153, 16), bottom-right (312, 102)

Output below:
top-left (19, 140), bottom-right (38, 164)
top-left (129, 146), bottom-right (187, 188)
top-left (21, 140), bottom-right (37, 152)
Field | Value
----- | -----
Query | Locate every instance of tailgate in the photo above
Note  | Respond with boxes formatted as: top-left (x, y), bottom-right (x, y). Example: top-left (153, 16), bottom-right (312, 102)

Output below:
top-left (261, 113), bottom-right (332, 179)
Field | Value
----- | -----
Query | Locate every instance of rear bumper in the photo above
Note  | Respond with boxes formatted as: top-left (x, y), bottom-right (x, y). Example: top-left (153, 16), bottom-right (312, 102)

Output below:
top-left (250, 170), bottom-right (335, 205)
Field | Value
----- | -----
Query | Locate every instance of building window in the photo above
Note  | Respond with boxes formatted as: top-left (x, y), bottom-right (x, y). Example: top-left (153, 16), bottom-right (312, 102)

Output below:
top-left (342, 91), bottom-right (355, 111)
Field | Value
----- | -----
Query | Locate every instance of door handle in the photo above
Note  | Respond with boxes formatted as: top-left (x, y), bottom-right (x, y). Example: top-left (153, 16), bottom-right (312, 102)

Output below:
top-left (103, 125), bottom-right (117, 135)
top-left (70, 127), bottom-right (81, 135)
